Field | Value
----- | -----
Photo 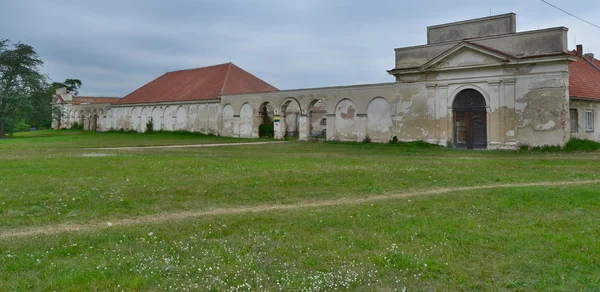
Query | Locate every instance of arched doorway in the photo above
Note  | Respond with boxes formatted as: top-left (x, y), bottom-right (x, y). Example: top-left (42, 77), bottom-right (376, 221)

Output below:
top-left (453, 89), bottom-right (487, 149)
top-left (281, 99), bottom-right (301, 138)
top-left (258, 102), bottom-right (274, 137)
top-left (308, 100), bottom-right (326, 138)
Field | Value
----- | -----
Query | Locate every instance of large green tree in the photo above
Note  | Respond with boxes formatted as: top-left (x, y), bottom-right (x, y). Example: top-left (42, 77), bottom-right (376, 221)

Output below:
top-left (0, 39), bottom-right (48, 137)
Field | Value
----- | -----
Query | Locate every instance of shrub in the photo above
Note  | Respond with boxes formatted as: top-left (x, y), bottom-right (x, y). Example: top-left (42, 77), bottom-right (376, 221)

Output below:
top-left (258, 124), bottom-right (274, 138)
top-left (565, 138), bottom-right (600, 152)
top-left (389, 136), bottom-right (398, 144)
top-left (399, 140), bottom-right (439, 148)
top-left (12, 119), bottom-right (31, 133)
top-left (70, 122), bottom-right (83, 130)
top-left (529, 144), bottom-right (562, 153)
top-left (362, 136), bottom-right (371, 144)
top-left (145, 118), bottom-right (154, 133)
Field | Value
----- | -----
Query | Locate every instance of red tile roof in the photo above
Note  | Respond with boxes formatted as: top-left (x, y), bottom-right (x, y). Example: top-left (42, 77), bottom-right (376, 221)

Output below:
top-left (72, 96), bottom-right (121, 105)
top-left (114, 63), bottom-right (278, 105)
top-left (569, 51), bottom-right (600, 100)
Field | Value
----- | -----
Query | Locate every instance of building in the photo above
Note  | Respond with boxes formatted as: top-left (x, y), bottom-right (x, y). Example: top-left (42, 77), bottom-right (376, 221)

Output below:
top-left (53, 13), bottom-right (600, 149)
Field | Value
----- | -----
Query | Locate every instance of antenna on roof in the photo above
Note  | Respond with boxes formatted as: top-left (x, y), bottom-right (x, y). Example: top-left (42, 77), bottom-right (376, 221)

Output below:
top-left (489, 8), bottom-right (491, 16)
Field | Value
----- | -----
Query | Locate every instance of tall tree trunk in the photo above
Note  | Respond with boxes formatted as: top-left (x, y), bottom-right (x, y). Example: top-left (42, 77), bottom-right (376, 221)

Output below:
top-left (0, 120), bottom-right (5, 137)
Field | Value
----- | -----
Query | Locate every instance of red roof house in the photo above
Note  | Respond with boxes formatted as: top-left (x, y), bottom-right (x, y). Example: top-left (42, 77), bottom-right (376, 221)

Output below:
top-left (569, 45), bottom-right (600, 100)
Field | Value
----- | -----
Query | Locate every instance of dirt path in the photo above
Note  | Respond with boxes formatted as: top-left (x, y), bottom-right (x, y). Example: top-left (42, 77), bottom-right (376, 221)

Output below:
top-left (2, 179), bottom-right (599, 239)
top-left (90, 141), bottom-right (286, 150)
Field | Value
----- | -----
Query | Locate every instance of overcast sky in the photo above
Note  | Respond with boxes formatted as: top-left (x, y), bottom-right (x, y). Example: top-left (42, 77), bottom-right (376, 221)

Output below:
top-left (1, 0), bottom-right (599, 96)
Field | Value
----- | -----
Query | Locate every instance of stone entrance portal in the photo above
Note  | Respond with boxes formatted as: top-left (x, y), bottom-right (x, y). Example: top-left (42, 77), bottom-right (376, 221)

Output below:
top-left (453, 89), bottom-right (487, 149)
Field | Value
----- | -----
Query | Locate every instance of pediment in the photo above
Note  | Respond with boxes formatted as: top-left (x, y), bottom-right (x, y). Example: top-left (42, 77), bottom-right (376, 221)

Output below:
top-left (421, 43), bottom-right (512, 71)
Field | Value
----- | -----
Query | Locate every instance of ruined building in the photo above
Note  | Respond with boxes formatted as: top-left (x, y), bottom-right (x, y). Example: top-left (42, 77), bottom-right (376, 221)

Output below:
top-left (53, 13), bottom-right (600, 149)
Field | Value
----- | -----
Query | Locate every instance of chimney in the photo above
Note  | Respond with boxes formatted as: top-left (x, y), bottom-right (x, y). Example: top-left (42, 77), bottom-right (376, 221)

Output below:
top-left (576, 44), bottom-right (583, 58)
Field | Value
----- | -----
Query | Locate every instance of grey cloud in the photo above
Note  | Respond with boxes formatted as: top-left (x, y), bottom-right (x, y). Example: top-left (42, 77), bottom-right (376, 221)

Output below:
top-left (0, 0), bottom-right (598, 96)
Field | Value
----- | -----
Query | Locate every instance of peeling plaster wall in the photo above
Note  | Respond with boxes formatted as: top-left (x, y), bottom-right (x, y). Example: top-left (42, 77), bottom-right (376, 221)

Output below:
top-left (221, 104), bottom-right (235, 137)
top-left (239, 103), bottom-right (254, 138)
top-left (570, 99), bottom-right (600, 141)
top-left (513, 65), bottom-right (570, 147)
top-left (367, 98), bottom-right (393, 142)
top-left (98, 102), bottom-right (221, 134)
top-left (335, 99), bottom-right (358, 141)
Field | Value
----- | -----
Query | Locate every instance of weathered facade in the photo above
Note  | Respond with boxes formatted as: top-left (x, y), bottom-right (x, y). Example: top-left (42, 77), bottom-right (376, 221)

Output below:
top-left (53, 13), bottom-right (600, 149)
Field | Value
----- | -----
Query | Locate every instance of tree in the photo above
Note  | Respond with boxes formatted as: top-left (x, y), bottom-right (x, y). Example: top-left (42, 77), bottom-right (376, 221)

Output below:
top-left (52, 78), bottom-right (82, 96)
top-left (0, 39), bottom-right (47, 137)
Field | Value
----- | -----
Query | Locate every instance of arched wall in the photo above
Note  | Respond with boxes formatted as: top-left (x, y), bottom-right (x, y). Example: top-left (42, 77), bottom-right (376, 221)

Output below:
top-left (163, 106), bottom-right (174, 131)
top-left (175, 106), bottom-right (187, 131)
top-left (151, 107), bottom-right (162, 131)
top-left (367, 97), bottom-right (393, 141)
top-left (334, 99), bottom-right (358, 141)
top-left (222, 104), bottom-right (235, 137)
top-left (140, 107), bottom-right (150, 132)
top-left (239, 103), bottom-right (254, 137)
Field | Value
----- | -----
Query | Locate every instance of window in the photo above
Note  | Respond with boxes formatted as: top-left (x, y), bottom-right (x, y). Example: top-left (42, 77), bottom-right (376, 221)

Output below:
top-left (320, 118), bottom-right (327, 126)
top-left (586, 110), bottom-right (594, 132)
top-left (570, 109), bottom-right (578, 132)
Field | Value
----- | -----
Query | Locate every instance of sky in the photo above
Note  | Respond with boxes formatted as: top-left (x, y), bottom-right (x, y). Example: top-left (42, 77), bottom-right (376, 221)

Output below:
top-left (1, 0), bottom-right (599, 97)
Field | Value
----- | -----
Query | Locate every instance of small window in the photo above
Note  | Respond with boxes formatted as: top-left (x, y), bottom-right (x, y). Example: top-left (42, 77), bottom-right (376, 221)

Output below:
top-left (586, 110), bottom-right (594, 132)
top-left (320, 118), bottom-right (327, 126)
top-left (570, 109), bottom-right (579, 132)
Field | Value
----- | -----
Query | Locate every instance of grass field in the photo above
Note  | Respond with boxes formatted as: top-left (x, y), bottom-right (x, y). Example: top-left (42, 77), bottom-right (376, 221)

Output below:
top-left (1, 130), bottom-right (599, 291)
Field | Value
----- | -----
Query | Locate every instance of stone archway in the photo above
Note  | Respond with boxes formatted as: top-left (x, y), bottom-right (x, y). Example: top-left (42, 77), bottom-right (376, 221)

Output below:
top-left (308, 100), bottom-right (326, 138)
top-left (280, 99), bottom-right (301, 138)
top-left (453, 89), bottom-right (487, 149)
top-left (258, 102), bottom-right (274, 137)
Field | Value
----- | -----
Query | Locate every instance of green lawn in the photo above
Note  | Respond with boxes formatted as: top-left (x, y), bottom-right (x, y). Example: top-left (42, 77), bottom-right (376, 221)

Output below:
top-left (1, 131), bottom-right (599, 290)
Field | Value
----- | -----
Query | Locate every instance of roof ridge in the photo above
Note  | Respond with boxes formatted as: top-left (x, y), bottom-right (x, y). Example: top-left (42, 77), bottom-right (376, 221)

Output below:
top-left (220, 62), bottom-right (233, 95)
top-left (583, 56), bottom-right (600, 72)
top-left (167, 62), bottom-right (231, 74)
top-left (228, 63), bottom-right (279, 90)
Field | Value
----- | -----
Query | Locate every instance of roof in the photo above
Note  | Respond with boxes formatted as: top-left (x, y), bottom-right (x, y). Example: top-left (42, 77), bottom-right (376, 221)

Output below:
top-left (569, 51), bottom-right (600, 100)
top-left (72, 96), bottom-right (121, 105)
top-left (114, 63), bottom-right (278, 105)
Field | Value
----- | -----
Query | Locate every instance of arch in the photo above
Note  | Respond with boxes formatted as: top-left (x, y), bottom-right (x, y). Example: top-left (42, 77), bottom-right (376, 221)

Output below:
top-left (308, 99), bottom-right (326, 138)
top-left (366, 97), bottom-right (393, 142)
top-left (334, 98), bottom-right (357, 140)
top-left (129, 107), bottom-right (140, 132)
top-left (91, 110), bottom-right (98, 131)
top-left (281, 98), bottom-right (301, 137)
top-left (162, 106), bottom-right (173, 131)
top-left (175, 106), bottom-right (187, 131)
top-left (151, 107), bottom-right (162, 131)
top-left (452, 89), bottom-right (487, 149)
top-left (221, 104), bottom-right (235, 137)
top-left (258, 102), bottom-right (274, 137)
top-left (140, 107), bottom-right (150, 132)
top-left (449, 84), bottom-right (490, 108)
top-left (239, 103), bottom-right (254, 137)
top-left (106, 109), bottom-right (113, 130)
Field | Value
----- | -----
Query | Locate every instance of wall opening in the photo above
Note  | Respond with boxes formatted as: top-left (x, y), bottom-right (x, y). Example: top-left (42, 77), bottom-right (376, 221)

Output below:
top-left (453, 89), bottom-right (487, 149)
top-left (281, 99), bottom-right (301, 138)
top-left (308, 100), bottom-right (326, 138)
top-left (258, 102), bottom-right (274, 137)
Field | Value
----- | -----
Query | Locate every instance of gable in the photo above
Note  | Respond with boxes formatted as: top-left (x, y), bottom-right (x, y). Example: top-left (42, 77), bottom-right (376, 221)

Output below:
top-left (431, 47), bottom-right (507, 69)
top-left (421, 43), bottom-right (512, 71)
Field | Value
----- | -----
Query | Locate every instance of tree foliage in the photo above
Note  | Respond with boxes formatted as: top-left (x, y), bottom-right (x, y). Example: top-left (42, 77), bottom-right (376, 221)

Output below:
top-left (52, 78), bottom-right (82, 96)
top-left (0, 39), bottom-right (48, 136)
